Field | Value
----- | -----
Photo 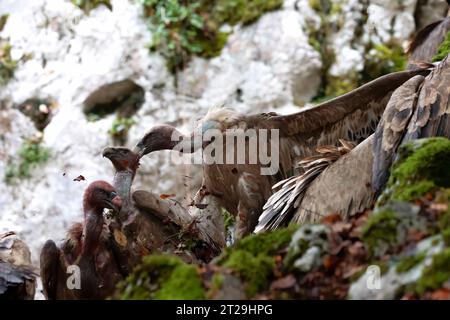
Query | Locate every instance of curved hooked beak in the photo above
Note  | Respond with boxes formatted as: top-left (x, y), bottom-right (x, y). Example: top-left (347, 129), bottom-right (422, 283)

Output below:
top-left (102, 147), bottom-right (116, 159)
top-left (108, 195), bottom-right (123, 213)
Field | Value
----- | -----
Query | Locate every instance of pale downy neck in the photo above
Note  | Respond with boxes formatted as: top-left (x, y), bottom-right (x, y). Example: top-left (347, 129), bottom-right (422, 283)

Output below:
top-left (81, 208), bottom-right (104, 257)
top-left (113, 170), bottom-right (134, 220)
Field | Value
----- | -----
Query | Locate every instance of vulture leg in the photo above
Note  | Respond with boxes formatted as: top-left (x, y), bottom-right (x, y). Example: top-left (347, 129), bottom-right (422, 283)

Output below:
top-left (40, 240), bottom-right (59, 300)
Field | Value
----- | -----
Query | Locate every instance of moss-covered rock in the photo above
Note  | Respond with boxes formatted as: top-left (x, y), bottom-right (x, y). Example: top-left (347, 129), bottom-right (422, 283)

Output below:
top-left (396, 252), bottom-right (426, 274)
top-left (215, 227), bottom-right (295, 297)
top-left (413, 248), bottom-right (450, 295)
top-left (220, 250), bottom-right (274, 297)
top-left (117, 254), bottom-right (205, 300)
top-left (361, 202), bottom-right (425, 258)
top-left (382, 138), bottom-right (450, 203)
top-left (432, 31), bottom-right (450, 62)
top-left (142, 0), bottom-right (283, 72)
top-left (284, 224), bottom-right (329, 272)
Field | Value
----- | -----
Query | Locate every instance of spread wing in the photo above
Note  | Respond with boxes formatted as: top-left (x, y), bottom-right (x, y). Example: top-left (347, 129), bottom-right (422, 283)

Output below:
top-left (407, 17), bottom-right (450, 68)
top-left (264, 68), bottom-right (432, 161)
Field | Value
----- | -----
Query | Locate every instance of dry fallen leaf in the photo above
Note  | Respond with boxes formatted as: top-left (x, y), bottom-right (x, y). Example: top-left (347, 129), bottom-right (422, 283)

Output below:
top-left (430, 288), bottom-right (450, 300)
top-left (160, 194), bottom-right (176, 199)
top-left (270, 275), bottom-right (296, 290)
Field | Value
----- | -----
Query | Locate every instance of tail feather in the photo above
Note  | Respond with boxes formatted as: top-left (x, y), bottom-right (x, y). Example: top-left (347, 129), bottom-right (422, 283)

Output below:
top-left (255, 140), bottom-right (355, 233)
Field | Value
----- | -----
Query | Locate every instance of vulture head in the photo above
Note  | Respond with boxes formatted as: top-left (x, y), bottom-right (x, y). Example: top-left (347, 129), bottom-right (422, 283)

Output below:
top-left (102, 147), bottom-right (140, 173)
top-left (134, 124), bottom-right (181, 157)
top-left (134, 110), bottom-right (236, 157)
top-left (83, 180), bottom-right (122, 214)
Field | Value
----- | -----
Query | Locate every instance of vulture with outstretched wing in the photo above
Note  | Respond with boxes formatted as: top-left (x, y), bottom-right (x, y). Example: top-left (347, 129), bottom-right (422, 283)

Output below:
top-left (265, 55), bottom-right (449, 229)
top-left (135, 68), bottom-right (430, 237)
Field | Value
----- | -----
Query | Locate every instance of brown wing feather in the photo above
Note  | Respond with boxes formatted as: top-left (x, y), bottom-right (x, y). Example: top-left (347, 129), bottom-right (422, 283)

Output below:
top-left (372, 75), bottom-right (426, 193)
top-left (407, 17), bottom-right (450, 68)
top-left (267, 68), bottom-right (432, 157)
top-left (403, 56), bottom-right (450, 141)
top-left (256, 141), bottom-right (354, 232)
top-left (406, 20), bottom-right (444, 55)
top-left (40, 240), bottom-right (59, 300)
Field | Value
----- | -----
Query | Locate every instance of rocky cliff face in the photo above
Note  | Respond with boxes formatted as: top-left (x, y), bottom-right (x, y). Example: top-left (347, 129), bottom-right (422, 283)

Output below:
top-left (0, 0), bottom-right (447, 272)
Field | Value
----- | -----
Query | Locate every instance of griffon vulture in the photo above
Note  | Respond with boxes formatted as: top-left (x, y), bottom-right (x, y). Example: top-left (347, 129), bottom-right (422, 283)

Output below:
top-left (135, 68), bottom-right (431, 238)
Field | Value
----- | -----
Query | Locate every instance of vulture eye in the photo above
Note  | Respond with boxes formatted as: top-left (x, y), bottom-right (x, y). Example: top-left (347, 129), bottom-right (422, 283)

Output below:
top-left (109, 191), bottom-right (117, 199)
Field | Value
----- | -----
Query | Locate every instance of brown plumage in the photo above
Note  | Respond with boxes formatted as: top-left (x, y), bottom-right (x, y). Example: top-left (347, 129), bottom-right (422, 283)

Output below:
top-left (256, 140), bottom-right (355, 232)
top-left (407, 13), bottom-right (450, 69)
top-left (374, 56), bottom-right (450, 194)
top-left (0, 232), bottom-right (36, 300)
top-left (135, 68), bottom-right (431, 237)
top-left (372, 75), bottom-right (427, 192)
top-left (102, 147), bottom-right (218, 262)
top-left (283, 56), bottom-right (449, 226)
top-left (40, 181), bottom-right (124, 300)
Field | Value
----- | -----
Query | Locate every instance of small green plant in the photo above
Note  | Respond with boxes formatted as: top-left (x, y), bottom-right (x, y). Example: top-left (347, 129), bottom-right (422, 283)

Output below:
top-left (0, 40), bottom-right (18, 86)
top-left (222, 208), bottom-right (235, 244)
top-left (140, 0), bottom-right (282, 72)
top-left (0, 14), bottom-right (9, 32)
top-left (71, 0), bottom-right (112, 13)
top-left (108, 118), bottom-right (135, 138)
top-left (5, 140), bottom-right (51, 184)
top-left (362, 43), bottom-right (407, 82)
top-left (432, 31), bottom-right (450, 62)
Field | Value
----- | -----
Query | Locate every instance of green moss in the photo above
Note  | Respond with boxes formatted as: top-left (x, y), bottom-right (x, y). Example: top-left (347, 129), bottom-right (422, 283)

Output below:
top-left (216, 227), bottom-right (295, 297)
top-left (414, 248), bottom-right (450, 295)
top-left (384, 138), bottom-right (450, 202)
top-left (361, 209), bottom-right (398, 257)
top-left (396, 252), bottom-right (426, 273)
top-left (432, 31), bottom-right (450, 62)
top-left (437, 195), bottom-right (450, 245)
top-left (154, 261), bottom-right (205, 299)
top-left (230, 226), bottom-right (295, 256)
top-left (117, 254), bottom-right (205, 300)
top-left (141, 0), bottom-right (282, 72)
top-left (71, 0), bottom-right (112, 13)
top-left (210, 273), bottom-right (224, 291)
top-left (4, 140), bottom-right (51, 184)
top-left (221, 249), bottom-right (274, 297)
